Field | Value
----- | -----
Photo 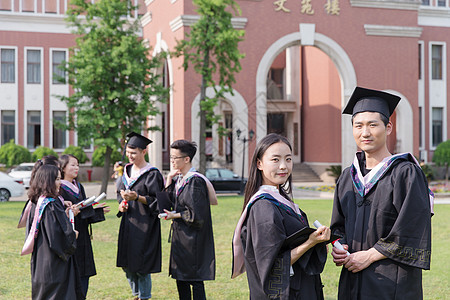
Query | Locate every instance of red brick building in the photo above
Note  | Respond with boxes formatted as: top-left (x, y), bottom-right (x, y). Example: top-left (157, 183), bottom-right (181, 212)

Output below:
top-left (1, 0), bottom-right (449, 180)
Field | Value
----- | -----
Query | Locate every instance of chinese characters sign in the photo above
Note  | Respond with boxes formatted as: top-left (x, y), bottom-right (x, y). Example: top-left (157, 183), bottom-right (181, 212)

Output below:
top-left (274, 0), bottom-right (340, 15)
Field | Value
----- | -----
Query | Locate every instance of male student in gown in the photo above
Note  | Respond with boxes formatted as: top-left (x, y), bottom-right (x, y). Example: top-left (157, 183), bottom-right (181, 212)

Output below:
top-left (116, 132), bottom-right (164, 300)
top-left (330, 87), bottom-right (433, 300)
top-left (163, 140), bottom-right (217, 300)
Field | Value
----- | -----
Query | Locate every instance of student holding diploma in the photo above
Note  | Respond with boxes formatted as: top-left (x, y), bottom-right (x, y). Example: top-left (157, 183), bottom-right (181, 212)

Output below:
top-left (232, 133), bottom-right (330, 300)
top-left (116, 132), bottom-right (164, 300)
top-left (59, 154), bottom-right (110, 297)
top-left (21, 164), bottom-right (84, 300)
top-left (163, 140), bottom-right (217, 300)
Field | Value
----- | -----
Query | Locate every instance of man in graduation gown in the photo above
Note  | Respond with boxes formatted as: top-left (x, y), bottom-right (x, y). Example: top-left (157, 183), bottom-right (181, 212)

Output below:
top-left (330, 87), bottom-right (432, 300)
top-left (163, 140), bottom-right (217, 300)
top-left (116, 132), bottom-right (164, 300)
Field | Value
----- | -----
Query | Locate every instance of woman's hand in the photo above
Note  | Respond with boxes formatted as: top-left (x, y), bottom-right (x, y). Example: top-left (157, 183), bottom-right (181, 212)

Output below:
top-left (308, 225), bottom-right (331, 246)
top-left (70, 204), bottom-right (81, 216)
top-left (96, 202), bottom-right (110, 214)
top-left (74, 230), bottom-right (79, 239)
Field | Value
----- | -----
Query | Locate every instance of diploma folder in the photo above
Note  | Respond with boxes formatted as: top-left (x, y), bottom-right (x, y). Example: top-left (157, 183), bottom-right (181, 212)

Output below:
top-left (156, 191), bottom-right (172, 213)
top-left (283, 227), bottom-right (343, 250)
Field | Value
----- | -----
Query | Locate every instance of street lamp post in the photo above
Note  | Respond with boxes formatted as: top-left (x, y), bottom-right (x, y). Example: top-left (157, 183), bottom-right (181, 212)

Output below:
top-left (236, 128), bottom-right (254, 194)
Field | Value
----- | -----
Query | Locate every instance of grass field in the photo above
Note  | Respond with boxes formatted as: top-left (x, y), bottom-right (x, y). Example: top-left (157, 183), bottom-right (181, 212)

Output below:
top-left (0, 197), bottom-right (449, 299)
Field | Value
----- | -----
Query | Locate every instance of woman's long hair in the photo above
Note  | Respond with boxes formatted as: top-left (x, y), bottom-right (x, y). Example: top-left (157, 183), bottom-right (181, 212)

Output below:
top-left (59, 154), bottom-right (78, 180)
top-left (243, 133), bottom-right (293, 211)
top-left (28, 164), bottom-right (60, 204)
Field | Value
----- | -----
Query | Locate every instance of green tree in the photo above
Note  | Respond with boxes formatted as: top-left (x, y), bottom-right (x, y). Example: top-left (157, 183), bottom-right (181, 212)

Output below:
top-left (174, 0), bottom-right (244, 174)
top-left (92, 146), bottom-right (122, 167)
top-left (62, 145), bottom-right (89, 164)
top-left (432, 140), bottom-right (450, 185)
top-left (31, 146), bottom-right (58, 162)
top-left (60, 0), bottom-right (167, 193)
top-left (0, 140), bottom-right (31, 167)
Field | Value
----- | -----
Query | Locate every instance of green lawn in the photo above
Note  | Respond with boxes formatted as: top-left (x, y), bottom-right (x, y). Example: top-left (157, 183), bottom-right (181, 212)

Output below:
top-left (0, 197), bottom-right (448, 299)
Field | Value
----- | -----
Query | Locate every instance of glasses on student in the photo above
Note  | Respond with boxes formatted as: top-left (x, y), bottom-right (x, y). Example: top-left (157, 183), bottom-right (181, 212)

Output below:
top-left (170, 156), bottom-right (187, 161)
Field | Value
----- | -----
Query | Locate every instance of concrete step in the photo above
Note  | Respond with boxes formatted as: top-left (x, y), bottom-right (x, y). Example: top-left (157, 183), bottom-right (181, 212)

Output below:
top-left (292, 163), bottom-right (322, 182)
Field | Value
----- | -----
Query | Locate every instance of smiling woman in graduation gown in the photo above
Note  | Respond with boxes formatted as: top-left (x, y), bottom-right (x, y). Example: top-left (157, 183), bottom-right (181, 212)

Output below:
top-left (22, 164), bottom-right (84, 300)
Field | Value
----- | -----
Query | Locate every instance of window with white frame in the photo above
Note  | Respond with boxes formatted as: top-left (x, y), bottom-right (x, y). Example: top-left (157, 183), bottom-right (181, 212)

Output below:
top-left (27, 111), bottom-right (41, 148)
top-left (437, 0), bottom-right (446, 7)
top-left (53, 111), bottom-right (67, 149)
top-left (1, 110), bottom-right (15, 145)
top-left (27, 50), bottom-right (41, 84)
top-left (421, 0), bottom-right (430, 5)
top-left (432, 107), bottom-right (443, 147)
top-left (431, 45), bottom-right (443, 80)
top-left (1, 49), bottom-right (15, 83)
top-left (52, 51), bottom-right (66, 84)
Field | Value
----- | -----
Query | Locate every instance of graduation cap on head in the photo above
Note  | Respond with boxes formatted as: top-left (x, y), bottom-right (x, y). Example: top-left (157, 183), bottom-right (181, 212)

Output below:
top-left (343, 87), bottom-right (401, 119)
top-left (126, 132), bottom-right (152, 150)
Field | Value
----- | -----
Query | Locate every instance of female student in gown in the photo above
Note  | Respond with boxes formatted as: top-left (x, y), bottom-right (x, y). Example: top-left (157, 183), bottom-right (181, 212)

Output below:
top-left (232, 133), bottom-right (331, 300)
top-left (21, 164), bottom-right (84, 299)
top-left (59, 154), bottom-right (110, 297)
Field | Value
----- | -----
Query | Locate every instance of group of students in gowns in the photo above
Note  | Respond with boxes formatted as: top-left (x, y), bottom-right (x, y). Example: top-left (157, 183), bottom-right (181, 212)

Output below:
top-left (17, 86), bottom-right (432, 300)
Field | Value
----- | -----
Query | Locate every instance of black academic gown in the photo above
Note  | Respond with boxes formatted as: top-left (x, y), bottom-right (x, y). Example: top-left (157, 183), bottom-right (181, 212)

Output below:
top-left (166, 176), bottom-right (215, 281)
top-left (59, 182), bottom-right (105, 278)
top-left (116, 167), bottom-right (164, 274)
top-left (331, 156), bottom-right (432, 300)
top-left (241, 195), bottom-right (327, 300)
top-left (30, 199), bottom-right (84, 300)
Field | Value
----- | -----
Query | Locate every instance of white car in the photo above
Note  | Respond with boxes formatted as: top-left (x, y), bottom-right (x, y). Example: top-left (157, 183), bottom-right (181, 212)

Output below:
top-left (8, 162), bottom-right (34, 188)
top-left (0, 171), bottom-right (25, 201)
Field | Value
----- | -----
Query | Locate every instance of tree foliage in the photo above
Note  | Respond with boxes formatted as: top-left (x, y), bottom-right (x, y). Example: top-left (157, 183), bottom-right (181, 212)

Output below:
top-left (0, 140), bottom-right (32, 167)
top-left (60, 0), bottom-right (168, 192)
top-left (92, 146), bottom-right (122, 167)
top-left (31, 146), bottom-right (58, 162)
top-left (62, 145), bottom-right (89, 164)
top-left (174, 0), bottom-right (244, 173)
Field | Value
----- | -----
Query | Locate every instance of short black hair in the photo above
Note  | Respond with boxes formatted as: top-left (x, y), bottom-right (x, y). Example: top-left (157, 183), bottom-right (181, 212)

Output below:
top-left (170, 140), bottom-right (197, 162)
top-left (352, 112), bottom-right (389, 126)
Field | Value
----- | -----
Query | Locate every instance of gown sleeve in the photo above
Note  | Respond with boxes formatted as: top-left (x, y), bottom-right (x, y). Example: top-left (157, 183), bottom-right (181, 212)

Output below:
top-left (175, 177), bottom-right (209, 229)
top-left (330, 169), bottom-right (349, 246)
top-left (41, 202), bottom-right (77, 262)
top-left (373, 163), bottom-right (432, 269)
top-left (143, 170), bottom-right (164, 213)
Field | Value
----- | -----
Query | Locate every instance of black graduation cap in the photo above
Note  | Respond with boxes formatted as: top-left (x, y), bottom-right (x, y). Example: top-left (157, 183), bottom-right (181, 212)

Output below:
top-left (343, 87), bottom-right (401, 119)
top-left (126, 132), bottom-right (152, 149)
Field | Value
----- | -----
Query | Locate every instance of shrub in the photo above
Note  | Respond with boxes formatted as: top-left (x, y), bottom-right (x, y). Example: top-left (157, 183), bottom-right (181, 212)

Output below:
top-left (31, 146), bottom-right (58, 161)
top-left (0, 140), bottom-right (32, 167)
top-left (62, 145), bottom-right (89, 164)
top-left (326, 165), bottom-right (342, 183)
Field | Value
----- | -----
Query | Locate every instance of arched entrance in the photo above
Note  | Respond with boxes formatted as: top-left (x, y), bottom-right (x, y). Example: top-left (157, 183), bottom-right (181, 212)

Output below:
top-left (149, 34), bottom-right (173, 170)
top-left (256, 26), bottom-right (357, 167)
top-left (191, 87), bottom-right (249, 177)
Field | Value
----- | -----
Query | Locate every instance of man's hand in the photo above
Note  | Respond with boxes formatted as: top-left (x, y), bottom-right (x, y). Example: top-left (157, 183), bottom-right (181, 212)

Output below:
top-left (331, 243), bottom-right (349, 266)
top-left (118, 201), bottom-right (128, 212)
top-left (165, 169), bottom-right (182, 188)
top-left (343, 248), bottom-right (386, 273)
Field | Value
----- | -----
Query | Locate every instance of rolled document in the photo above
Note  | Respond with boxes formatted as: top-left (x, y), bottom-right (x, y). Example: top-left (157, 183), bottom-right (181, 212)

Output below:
top-left (69, 209), bottom-right (75, 230)
top-left (76, 192), bottom-right (107, 209)
top-left (158, 211), bottom-right (176, 219)
top-left (313, 220), bottom-right (350, 256)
